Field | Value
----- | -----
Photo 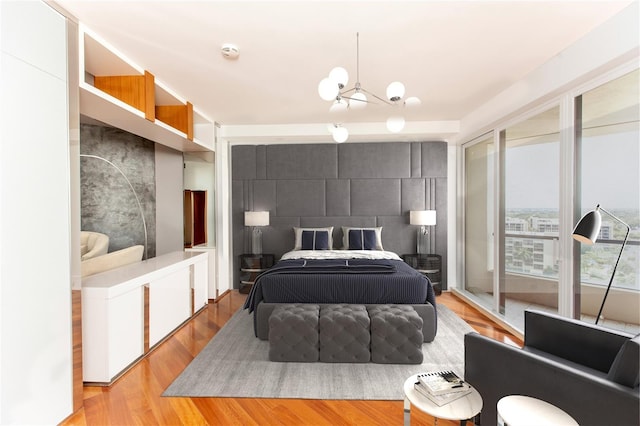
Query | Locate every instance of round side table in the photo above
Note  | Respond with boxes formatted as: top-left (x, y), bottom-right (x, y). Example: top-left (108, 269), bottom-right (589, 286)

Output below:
top-left (497, 395), bottom-right (578, 426)
top-left (403, 374), bottom-right (483, 425)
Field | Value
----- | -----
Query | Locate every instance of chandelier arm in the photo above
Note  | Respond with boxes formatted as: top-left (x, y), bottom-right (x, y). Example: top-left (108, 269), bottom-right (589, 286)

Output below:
top-left (359, 87), bottom-right (393, 105)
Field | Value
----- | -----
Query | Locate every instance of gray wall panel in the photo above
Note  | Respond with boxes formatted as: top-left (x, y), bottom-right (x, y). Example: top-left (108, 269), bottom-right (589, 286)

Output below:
top-left (256, 145), bottom-right (267, 179)
top-left (266, 144), bottom-right (337, 179)
top-left (411, 142), bottom-right (422, 177)
top-left (253, 180), bottom-right (277, 212)
top-left (263, 216), bottom-right (300, 257)
top-left (232, 145), bottom-right (257, 180)
top-left (326, 179), bottom-right (350, 216)
top-left (421, 142), bottom-right (448, 177)
top-left (351, 179), bottom-right (401, 216)
top-left (338, 142), bottom-right (411, 178)
top-left (402, 179), bottom-right (426, 213)
top-left (231, 141), bottom-right (448, 290)
top-left (377, 215), bottom-right (415, 255)
top-left (277, 180), bottom-right (326, 216)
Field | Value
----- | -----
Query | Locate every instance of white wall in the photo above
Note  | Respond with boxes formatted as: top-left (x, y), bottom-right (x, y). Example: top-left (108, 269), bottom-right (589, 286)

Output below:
top-left (155, 144), bottom-right (184, 256)
top-left (0, 1), bottom-right (73, 423)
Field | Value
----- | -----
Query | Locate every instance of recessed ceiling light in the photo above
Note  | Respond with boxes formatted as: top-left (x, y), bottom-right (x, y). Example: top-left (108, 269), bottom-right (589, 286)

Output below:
top-left (221, 43), bottom-right (239, 60)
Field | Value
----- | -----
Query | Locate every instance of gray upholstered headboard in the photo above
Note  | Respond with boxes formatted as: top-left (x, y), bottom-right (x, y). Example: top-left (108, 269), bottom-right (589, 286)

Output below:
top-left (231, 141), bottom-right (448, 288)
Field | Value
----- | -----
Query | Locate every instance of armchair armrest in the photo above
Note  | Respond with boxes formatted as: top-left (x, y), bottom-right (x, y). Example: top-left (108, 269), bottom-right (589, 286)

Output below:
top-left (464, 332), bottom-right (640, 426)
top-left (524, 310), bottom-right (632, 373)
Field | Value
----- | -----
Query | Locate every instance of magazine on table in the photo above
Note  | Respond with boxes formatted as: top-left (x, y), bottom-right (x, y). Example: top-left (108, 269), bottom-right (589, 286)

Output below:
top-left (416, 371), bottom-right (470, 395)
top-left (413, 381), bottom-right (472, 406)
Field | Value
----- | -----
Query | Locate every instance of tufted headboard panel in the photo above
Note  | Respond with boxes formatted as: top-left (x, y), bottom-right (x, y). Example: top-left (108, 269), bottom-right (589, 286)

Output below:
top-left (231, 141), bottom-right (448, 288)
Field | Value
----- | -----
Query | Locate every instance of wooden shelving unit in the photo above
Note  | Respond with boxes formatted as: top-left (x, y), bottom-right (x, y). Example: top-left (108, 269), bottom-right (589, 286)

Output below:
top-left (78, 24), bottom-right (214, 152)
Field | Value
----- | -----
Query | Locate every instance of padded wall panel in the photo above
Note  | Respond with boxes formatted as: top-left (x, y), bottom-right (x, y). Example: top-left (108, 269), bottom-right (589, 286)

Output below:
top-left (377, 216), bottom-right (416, 259)
top-left (253, 180), bottom-right (277, 212)
top-left (264, 216), bottom-right (300, 257)
top-left (421, 142), bottom-right (447, 177)
top-left (232, 145), bottom-right (257, 180)
top-left (266, 144), bottom-right (337, 179)
top-left (411, 143), bottom-right (422, 177)
top-left (326, 179), bottom-right (350, 216)
top-left (231, 142), bottom-right (448, 290)
top-left (351, 179), bottom-right (401, 216)
top-left (276, 180), bottom-right (326, 217)
top-left (338, 143), bottom-right (411, 178)
top-left (402, 179), bottom-right (426, 213)
top-left (256, 145), bottom-right (267, 179)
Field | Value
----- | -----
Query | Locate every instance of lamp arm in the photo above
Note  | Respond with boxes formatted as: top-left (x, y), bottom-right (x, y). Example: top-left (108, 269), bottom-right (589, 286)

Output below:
top-left (594, 207), bottom-right (630, 325)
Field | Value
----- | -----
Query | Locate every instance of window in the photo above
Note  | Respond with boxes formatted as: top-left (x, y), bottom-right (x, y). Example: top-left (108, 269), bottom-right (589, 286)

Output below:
top-left (577, 69), bottom-right (639, 327)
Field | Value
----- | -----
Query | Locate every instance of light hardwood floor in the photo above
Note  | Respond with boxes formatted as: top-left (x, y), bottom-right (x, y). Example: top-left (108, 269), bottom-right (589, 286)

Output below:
top-left (62, 291), bottom-right (522, 426)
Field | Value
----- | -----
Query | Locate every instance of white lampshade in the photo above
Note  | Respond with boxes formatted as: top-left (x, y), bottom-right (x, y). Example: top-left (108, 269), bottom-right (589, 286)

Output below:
top-left (349, 91), bottom-right (367, 109)
top-left (386, 116), bottom-right (405, 133)
top-left (329, 67), bottom-right (349, 88)
top-left (386, 81), bottom-right (405, 102)
top-left (318, 77), bottom-right (339, 101)
top-left (244, 211), bottom-right (269, 227)
top-left (410, 210), bottom-right (436, 226)
top-left (332, 125), bottom-right (349, 143)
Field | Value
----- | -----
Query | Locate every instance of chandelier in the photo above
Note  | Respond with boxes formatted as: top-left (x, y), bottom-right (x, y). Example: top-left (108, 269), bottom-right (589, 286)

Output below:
top-left (317, 32), bottom-right (421, 142)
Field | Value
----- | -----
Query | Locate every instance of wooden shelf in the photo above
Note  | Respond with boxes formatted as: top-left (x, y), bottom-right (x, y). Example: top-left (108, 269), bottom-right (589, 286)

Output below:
top-left (79, 24), bottom-right (214, 152)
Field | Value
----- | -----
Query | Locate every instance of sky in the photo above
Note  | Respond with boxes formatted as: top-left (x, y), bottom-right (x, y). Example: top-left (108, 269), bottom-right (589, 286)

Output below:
top-left (505, 130), bottom-right (639, 211)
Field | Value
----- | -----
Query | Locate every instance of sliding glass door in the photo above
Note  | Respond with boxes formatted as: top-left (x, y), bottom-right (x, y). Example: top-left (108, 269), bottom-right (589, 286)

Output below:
top-left (577, 69), bottom-right (639, 331)
top-left (462, 67), bottom-right (639, 334)
top-left (464, 135), bottom-right (495, 306)
top-left (502, 107), bottom-right (560, 327)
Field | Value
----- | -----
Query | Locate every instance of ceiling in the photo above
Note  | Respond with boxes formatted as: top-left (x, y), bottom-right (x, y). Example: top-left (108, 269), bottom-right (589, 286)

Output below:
top-left (55, 1), bottom-right (634, 142)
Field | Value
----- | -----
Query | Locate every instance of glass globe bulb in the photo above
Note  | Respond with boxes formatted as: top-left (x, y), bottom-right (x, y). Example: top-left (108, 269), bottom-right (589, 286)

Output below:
top-left (386, 81), bottom-right (405, 102)
top-left (349, 92), bottom-right (367, 109)
top-left (330, 98), bottom-right (348, 113)
top-left (332, 126), bottom-right (349, 143)
top-left (329, 67), bottom-right (349, 88)
top-left (318, 77), bottom-right (338, 101)
top-left (404, 96), bottom-right (421, 107)
top-left (386, 116), bottom-right (405, 133)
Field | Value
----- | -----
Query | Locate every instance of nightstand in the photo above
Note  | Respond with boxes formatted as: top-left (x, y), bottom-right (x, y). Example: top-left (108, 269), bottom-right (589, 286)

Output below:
top-left (239, 253), bottom-right (275, 294)
top-left (402, 254), bottom-right (442, 295)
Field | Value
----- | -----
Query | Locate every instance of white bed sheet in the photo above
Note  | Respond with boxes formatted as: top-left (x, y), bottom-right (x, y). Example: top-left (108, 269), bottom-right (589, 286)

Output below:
top-left (280, 249), bottom-right (402, 261)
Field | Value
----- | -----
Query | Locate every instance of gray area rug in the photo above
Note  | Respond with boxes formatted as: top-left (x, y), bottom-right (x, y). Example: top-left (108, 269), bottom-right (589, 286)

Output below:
top-left (163, 305), bottom-right (474, 400)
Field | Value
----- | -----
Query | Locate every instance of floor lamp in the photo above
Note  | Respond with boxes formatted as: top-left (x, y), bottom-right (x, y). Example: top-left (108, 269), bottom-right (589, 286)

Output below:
top-left (572, 204), bottom-right (630, 325)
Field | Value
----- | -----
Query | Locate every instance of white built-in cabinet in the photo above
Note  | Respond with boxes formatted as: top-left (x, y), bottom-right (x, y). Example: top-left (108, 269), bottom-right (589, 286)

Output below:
top-left (1, 1), bottom-right (74, 424)
top-left (82, 251), bottom-right (208, 384)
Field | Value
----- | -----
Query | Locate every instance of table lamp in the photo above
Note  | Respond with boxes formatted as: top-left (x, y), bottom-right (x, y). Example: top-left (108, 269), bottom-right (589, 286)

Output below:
top-left (410, 210), bottom-right (436, 255)
top-left (245, 211), bottom-right (269, 255)
top-left (572, 204), bottom-right (629, 325)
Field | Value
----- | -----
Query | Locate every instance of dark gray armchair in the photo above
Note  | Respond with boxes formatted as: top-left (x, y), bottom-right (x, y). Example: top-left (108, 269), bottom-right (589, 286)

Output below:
top-left (464, 310), bottom-right (639, 426)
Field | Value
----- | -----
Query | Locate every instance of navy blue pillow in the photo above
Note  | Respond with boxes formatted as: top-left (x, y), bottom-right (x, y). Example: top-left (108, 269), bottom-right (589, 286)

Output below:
top-left (348, 229), bottom-right (377, 250)
top-left (301, 230), bottom-right (330, 250)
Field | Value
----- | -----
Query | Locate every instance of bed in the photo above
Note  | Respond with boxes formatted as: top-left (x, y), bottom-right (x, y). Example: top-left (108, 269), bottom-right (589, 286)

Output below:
top-left (243, 243), bottom-right (437, 341)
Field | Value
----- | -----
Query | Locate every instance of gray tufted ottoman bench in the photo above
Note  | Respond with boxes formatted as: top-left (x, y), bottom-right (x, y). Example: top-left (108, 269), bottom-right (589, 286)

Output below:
top-left (367, 305), bottom-right (424, 364)
top-left (268, 304), bottom-right (320, 362)
top-left (319, 304), bottom-right (370, 363)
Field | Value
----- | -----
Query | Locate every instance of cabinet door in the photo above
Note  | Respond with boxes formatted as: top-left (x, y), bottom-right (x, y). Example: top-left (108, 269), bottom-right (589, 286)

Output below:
top-left (191, 258), bottom-right (208, 312)
top-left (148, 268), bottom-right (191, 347)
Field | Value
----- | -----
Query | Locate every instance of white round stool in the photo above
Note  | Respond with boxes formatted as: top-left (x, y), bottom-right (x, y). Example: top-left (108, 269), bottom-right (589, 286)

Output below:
top-left (497, 395), bottom-right (578, 426)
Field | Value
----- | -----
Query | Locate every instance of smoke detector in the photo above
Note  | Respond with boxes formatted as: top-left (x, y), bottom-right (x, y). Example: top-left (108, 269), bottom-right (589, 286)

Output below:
top-left (221, 43), bottom-right (239, 60)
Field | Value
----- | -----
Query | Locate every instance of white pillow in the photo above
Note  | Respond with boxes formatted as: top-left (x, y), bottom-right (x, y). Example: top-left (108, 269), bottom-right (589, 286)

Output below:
top-left (293, 227), bottom-right (334, 250)
top-left (341, 226), bottom-right (383, 250)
